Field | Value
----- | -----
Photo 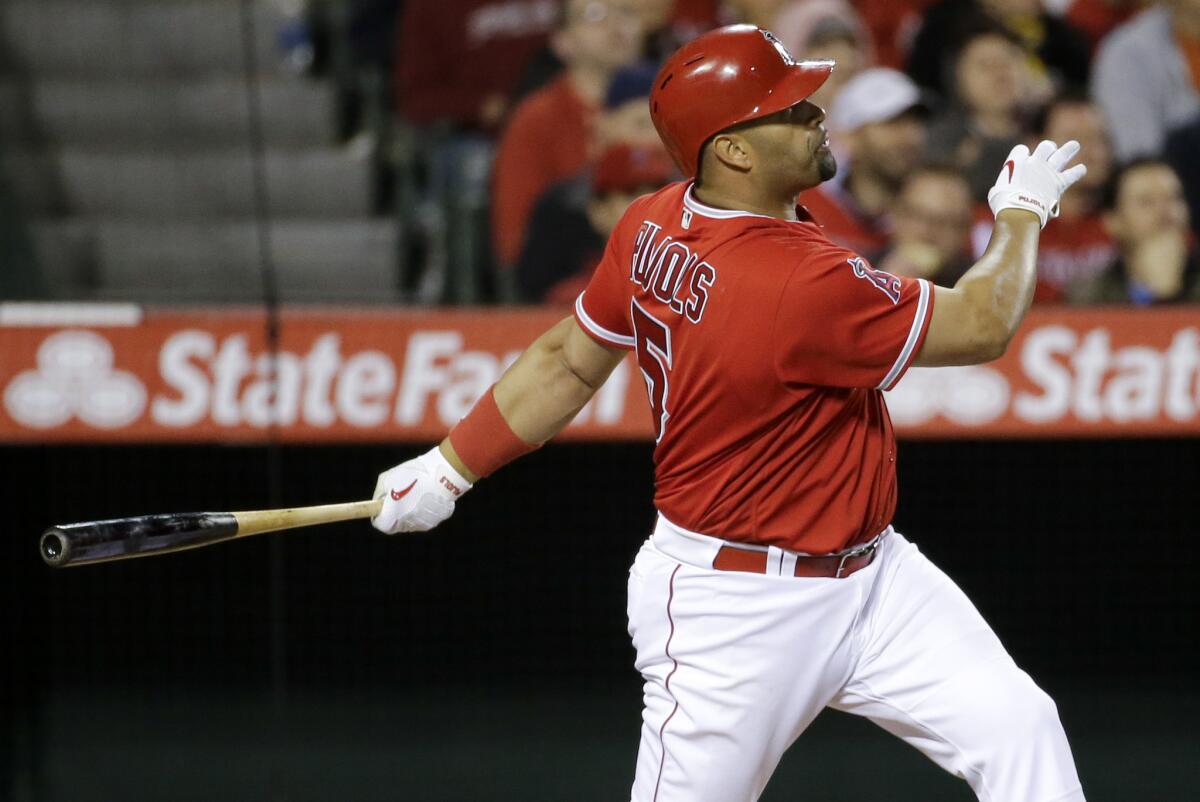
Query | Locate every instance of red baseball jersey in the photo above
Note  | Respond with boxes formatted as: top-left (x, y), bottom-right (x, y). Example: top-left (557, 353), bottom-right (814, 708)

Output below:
top-left (574, 182), bottom-right (934, 554)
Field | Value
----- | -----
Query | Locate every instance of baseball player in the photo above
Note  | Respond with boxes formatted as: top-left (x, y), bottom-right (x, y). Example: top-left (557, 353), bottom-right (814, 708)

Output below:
top-left (372, 25), bottom-right (1087, 802)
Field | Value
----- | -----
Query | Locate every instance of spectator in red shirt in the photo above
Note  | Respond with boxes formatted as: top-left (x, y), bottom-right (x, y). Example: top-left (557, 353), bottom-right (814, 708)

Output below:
top-left (799, 67), bottom-right (929, 255)
top-left (490, 0), bottom-right (644, 270)
top-left (396, 0), bottom-right (559, 130)
top-left (516, 143), bottom-right (675, 303)
top-left (875, 164), bottom-right (975, 288)
top-left (970, 91), bottom-right (1116, 302)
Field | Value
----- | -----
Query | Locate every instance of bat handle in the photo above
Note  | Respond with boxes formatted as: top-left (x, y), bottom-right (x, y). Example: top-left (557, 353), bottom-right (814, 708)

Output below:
top-left (232, 498), bottom-right (384, 537)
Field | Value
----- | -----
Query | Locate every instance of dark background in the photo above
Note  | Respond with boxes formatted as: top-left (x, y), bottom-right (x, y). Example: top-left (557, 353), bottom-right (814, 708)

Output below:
top-left (4, 438), bottom-right (1198, 801)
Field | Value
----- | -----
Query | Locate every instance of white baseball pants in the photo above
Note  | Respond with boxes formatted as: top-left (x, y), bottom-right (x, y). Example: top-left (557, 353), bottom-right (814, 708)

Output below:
top-left (626, 517), bottom-right (1085, 802)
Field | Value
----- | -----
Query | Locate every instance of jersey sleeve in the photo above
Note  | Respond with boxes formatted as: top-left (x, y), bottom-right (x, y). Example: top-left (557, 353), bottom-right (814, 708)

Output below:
top-left (573, 217), bottom-right (635, 350)
top-left (772, 246), bottom-right (934, 390)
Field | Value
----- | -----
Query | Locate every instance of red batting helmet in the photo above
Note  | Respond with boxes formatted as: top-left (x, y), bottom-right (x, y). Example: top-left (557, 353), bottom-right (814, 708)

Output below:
top-left (649, 25), bottom-right (835, 177)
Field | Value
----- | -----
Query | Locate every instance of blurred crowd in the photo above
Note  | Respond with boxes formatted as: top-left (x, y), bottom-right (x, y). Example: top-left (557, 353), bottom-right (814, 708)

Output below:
top-left (367, 0), bottom-right (1200, 305)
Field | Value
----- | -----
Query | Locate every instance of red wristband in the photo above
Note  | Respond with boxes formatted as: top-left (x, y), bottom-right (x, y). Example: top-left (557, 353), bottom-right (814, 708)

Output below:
top-left (448, 387), bottom-right (538, 478)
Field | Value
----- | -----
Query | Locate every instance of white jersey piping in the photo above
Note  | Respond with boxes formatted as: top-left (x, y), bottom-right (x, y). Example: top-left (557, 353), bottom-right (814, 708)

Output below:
top-left (878, 278), bottom-right (931, 391)
top-left (575, 292), bottom-right (635, 348)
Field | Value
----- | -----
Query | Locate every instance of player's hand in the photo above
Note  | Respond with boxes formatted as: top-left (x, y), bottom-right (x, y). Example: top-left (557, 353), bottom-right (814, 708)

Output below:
top-left (987, 139), bottom-right (1087, 229)
top-left (371, 446), bottom-right (472, 534)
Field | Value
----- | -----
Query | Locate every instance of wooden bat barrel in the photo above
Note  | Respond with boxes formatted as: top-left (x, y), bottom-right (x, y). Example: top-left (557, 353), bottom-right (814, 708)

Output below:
top-left (40, 500), bottom-right (383, 568)
top-left (40, 513), bottom-right (239, 568)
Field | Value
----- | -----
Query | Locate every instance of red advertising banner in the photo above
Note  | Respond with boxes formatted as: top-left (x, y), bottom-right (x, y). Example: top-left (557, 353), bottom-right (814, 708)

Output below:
top-left (0, 304), bottom-right (1197, 442)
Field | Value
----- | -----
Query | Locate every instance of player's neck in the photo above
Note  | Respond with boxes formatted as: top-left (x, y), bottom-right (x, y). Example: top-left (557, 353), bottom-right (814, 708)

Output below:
top-left (692, 183), bottom-right (800, 222)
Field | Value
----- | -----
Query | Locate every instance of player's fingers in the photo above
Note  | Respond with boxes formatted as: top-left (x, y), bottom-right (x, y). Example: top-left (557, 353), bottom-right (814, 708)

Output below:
top-left (1060, 163), bottom-right (1088, 190)
top-left (371, 502), bottom-right (399, 534)
top-left (1048, 140), bottom-right (1081, 171)
top-left (1031, 139), bottom-right (1057, 162)
top-left (1002, 143), bottom-right (1029, 168)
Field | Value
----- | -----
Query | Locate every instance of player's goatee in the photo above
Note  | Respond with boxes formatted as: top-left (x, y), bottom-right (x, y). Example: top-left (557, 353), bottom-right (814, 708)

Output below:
top-left (817, 150), bottom-right (838, 182)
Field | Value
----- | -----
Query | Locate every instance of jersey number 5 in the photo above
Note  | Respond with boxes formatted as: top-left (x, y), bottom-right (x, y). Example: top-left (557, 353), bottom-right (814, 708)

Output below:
top-left (631, 299), bottom-right (672, 442)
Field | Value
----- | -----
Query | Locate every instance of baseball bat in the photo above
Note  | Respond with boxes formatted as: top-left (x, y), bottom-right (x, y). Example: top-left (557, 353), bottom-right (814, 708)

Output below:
top-left (40, 498), bottom-right (384, 568)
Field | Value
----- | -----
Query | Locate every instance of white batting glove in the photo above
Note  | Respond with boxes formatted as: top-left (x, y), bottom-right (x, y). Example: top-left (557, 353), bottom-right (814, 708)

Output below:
top-left (987, 139), bottom-right (1087, 228)
top-left (371, 446), bottom-right (472, 534)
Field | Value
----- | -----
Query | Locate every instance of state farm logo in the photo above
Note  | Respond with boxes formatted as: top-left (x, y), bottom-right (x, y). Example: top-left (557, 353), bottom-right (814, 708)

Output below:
top-left (2, 328), bottom-right (631, 433)
top-left (887, 325), bottom-right (1200, 427)
top-left (147, 330), bottom-right (627, 429)
top-left (886, 365), bottom-right (1010, 426)
top-left (4, 330), bottom-right (146, 429)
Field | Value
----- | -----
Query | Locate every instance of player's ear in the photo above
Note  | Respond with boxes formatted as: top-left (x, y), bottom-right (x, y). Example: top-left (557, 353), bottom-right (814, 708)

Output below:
top-left (709, 133), bottom-right (753, 173)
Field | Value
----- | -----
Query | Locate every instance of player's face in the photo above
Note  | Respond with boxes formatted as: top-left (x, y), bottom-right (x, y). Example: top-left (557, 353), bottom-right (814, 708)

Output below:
top-left (741, 101), bottom-right (838, 188)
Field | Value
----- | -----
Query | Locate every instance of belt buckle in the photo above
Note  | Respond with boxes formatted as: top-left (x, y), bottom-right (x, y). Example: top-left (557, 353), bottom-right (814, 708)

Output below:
top-left (834, 534), bottom-right (881, 578)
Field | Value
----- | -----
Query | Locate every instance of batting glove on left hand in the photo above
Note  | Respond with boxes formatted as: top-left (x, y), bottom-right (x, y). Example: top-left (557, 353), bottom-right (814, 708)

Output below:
top-left (988, 139), bottom-right (1087, 228)
top-left (371, 446), bottom-right (473, 534)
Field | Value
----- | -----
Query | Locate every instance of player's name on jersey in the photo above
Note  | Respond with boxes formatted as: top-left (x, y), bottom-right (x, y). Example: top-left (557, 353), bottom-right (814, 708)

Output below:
top-left (0, 304), bottom-right (1197, 441)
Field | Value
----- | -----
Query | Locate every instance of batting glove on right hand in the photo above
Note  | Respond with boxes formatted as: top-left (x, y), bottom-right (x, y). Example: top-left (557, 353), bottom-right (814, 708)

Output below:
top-left (371, 446), bottom-right (472, 535)
top-left (987, 139), bottom-right (1087, 229)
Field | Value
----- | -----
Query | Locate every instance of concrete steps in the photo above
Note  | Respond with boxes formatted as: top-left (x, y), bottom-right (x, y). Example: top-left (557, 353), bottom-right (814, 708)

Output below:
top-left (31, 219), bottom-right (400, 302)
top-left (0, 0), bottom-right (288, 78)
top-left (0, 77), bottom-right (339, 147)
top-left (2, 0), bottom-right (397, 305)
top-left (7, 145), bottom-right (375, 218)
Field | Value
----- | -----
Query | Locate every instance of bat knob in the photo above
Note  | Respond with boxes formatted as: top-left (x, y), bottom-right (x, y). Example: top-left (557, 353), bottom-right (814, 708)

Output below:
top-left (40, 529), bottom-right (71, 567)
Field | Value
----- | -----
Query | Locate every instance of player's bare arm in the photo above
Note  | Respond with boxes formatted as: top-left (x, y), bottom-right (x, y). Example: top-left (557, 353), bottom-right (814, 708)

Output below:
top-left (443, 316), bottom-right (626, 481)
top-left (915, 140), bottom-right (1087, 367)
top-left (371, 316), bottom-right (624, 534)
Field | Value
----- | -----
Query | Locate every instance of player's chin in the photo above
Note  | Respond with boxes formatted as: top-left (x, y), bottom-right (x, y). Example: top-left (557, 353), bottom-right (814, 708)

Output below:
top-left (816, 150), bottom-right (838, 182)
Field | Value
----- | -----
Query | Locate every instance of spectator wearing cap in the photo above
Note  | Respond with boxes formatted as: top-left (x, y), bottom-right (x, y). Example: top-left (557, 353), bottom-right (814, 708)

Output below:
top-left (971, 92), bottom-right (1117, 302)
top-left (906, 0), bottom-right (1090, 100)
top-left (799, 67), bottom-right (929, 256)
top-left (925, 22), bottom-right (1031, 202)
top-left (516, 144), bottom-right (675, 302)
top-left (1092, 1), bottom-right (1200, 162)
top-left (490, 1), bottom-right (645, 271)
top-left (772, 0), bottom-right (875, 111)
top-left (875, 164), bottom-right (975, 288)
top-left (1068, 159), bottom-right (1200, 305)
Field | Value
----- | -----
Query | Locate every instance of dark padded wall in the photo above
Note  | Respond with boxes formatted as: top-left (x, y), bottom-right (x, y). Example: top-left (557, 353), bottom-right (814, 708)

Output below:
top-left (4, 439), bottom-right (1197, 800)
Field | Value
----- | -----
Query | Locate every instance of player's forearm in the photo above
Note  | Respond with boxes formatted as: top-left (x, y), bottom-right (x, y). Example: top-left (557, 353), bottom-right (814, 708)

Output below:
top-left (494, 325), bottom-right (602, 441)
top-left (954, 209), bottom-right (1042, 355)
top-left (437, 318), bottom-right (604, 482)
